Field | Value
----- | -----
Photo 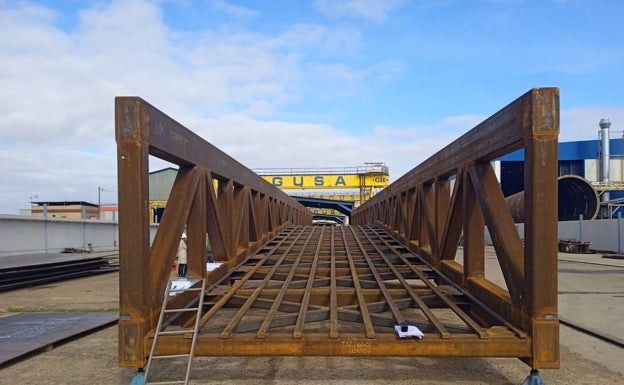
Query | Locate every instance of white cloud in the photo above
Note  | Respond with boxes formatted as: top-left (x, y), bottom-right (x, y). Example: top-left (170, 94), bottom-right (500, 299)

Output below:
top-left (0, 143), bottom-right (117, 211)
top-left (561, 107), bottom-right (624, 142)
top-left (0, 0), bottom-right (404, 213)
top-left (278, 24), bottom-right (361, 54)
top-left (0, 3), bottom-right (69, 53)
top-left (313, 0), bottom-right (408, 22)
top-left (368, 115), bottom-right (484, 179)
top-left (309, 60), bottom-right (406, 96)
top-left (187, 113), bottom-right (461, 184)
top-left (1, 0), bottom-right (622, 216)
top-left (0, 1), bottom-right (366, 146)
top-left (210, 0), bottom-right (259, 18)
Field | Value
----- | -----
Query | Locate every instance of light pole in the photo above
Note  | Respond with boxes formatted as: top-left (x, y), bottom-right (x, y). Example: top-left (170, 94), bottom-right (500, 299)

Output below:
top-left (98, 186), bottom-right (103, 220)
top-left (29, 195), bottom-right (38, 214)
top-left (98, 186), bottom-right (116, 220)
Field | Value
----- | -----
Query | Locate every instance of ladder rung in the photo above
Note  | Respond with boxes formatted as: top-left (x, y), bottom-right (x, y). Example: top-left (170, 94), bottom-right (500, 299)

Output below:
top-left (170, 287), bottom-right (203, 292)
top-left (144, 278), bottom-right (205, 385)
top-left (152, 353), bottom-right (190, 359)
top-left (163, 307), bottom-right (199, 313)
top-left (157, 329), bottom-right (194, 336)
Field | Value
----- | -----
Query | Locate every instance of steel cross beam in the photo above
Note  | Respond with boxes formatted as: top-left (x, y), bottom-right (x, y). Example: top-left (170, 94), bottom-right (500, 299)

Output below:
top-left (352, 88), bottom-right (560, 369)
top-left (115, 97), bottom-right (312, 367)
top-left (149, 224), bottom-right (532, 360)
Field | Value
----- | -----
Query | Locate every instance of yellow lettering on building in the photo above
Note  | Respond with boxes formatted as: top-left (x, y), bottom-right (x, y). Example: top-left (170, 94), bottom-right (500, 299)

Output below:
top-left (262, 174), bottom-right (367, 189)
top-left (256, 163), bottom-right (390, 201)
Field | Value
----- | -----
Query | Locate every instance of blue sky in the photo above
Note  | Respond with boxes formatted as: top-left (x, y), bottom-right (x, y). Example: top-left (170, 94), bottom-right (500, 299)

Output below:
top-left (0, 0), bottom-right (623, 214)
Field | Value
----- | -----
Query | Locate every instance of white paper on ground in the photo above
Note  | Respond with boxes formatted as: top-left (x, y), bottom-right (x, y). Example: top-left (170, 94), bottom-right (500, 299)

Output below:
top-left (206, 262), bottom-right (222, 272)
top-left (169, 279), bottom-right (193, 295)
top-left (394, 324), bottom-right (424, 339)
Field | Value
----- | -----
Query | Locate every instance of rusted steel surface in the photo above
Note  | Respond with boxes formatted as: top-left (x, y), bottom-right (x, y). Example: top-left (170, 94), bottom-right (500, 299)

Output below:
top-left (153, 225), bottom-right (530, 358)
top-left (352, 88), bottom-right (560, 369)
top-left (115, 97), bottom-right (311, 367)
top-left (505, 175), bottom-right (599, 222)
top-left (116, 88), bottom-right (559, 372)
top-left (0, 312), bottom-right (118, 365)
top-left (0, 253), bottom-right (117, 292)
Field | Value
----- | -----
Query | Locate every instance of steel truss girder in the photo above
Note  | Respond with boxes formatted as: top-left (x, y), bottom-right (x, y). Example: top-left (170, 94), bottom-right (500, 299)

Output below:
top-left (115, 97), bottom-right (311, 367)
top-left (116, 88), bottom-right (559, 372)
top-left (352, 88), bottom-right (560, 369)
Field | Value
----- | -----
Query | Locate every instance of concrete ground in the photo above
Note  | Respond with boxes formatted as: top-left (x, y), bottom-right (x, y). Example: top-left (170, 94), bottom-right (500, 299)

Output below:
top-left (0, 251), bottom-right (622, 385)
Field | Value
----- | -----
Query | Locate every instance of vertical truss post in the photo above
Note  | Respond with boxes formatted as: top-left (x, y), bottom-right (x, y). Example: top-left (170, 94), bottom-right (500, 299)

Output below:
top-left (115, 97), bottom-right (152, 368)
top-left (463, 167), bottom-right (485, 285)
top-left (188, 166), bottom-right (208, 278)
top-left (522, 89), bottom-right (560, 368)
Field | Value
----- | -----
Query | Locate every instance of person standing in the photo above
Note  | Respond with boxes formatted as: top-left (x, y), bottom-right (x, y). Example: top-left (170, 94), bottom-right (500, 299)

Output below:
top-left (177, 232), bottom-right (188, 278)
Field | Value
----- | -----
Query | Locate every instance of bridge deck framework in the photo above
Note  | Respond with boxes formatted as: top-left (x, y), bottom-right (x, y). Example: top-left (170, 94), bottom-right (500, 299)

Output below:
top-left (115, 88), bottom-right (560, 375)
top-left (155, 224), bottom-right (529, 358)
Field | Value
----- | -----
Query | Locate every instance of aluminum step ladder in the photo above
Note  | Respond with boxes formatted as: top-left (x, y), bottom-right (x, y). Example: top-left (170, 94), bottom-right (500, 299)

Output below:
top-left (143, 278), bottom-right (206, 385)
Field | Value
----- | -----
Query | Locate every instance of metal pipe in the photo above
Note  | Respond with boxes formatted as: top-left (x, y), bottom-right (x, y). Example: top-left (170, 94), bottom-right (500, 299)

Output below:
top-left (599, 118), bottom-right (611, 202)
top-left (505, 175), bottom-right (599, 223)
top-left (618, 212), bottom-right (622, 254)
top-left (43, 203), bottom-right (48, 253)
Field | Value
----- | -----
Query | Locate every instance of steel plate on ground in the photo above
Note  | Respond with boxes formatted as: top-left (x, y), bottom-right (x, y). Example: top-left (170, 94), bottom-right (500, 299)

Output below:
top-left (0, 312), bottom-right (118, 365)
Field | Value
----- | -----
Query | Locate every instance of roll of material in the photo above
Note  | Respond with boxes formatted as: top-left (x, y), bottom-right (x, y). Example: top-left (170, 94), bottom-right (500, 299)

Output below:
top-left (505, 175), bottom-right (599, 223)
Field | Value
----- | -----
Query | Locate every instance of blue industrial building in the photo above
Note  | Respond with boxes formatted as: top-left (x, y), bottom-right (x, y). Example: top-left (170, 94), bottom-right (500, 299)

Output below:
top-left (496, 137), bottom-right (624, 219)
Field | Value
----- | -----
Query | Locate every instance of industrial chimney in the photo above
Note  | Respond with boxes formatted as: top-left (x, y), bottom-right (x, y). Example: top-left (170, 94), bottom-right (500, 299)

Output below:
top-left (599, 118), bottom-right (611, 202)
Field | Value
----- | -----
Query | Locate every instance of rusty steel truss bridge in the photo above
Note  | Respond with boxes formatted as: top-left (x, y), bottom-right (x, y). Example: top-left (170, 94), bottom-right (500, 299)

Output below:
top-left (116, 88), bottom-right (560, 383)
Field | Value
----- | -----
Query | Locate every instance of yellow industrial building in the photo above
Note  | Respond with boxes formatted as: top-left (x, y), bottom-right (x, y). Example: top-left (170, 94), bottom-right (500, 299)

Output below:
top-left (30, 201), bottom-right (99, 219)
top-left (147, 164), bottom-right (390, 223)
top-left (256, 162), bottom-right (389, 203)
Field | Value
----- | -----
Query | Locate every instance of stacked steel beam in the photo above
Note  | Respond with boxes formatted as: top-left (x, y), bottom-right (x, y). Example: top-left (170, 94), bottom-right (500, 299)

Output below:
top-left (0, 253), bottom-right (118, 291)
